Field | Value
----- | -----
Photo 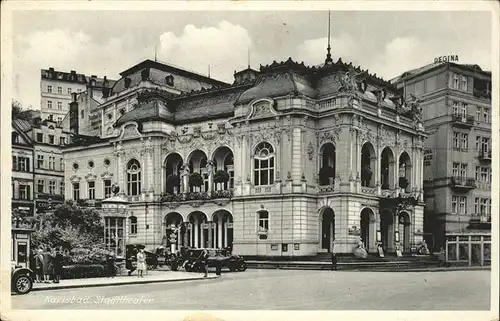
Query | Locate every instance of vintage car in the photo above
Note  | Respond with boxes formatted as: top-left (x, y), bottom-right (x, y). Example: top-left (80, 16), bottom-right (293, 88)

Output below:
top-left (125, 244), bottom-right (159, 272)
top-left (11, 261), bottom-right (34, 294)
top-left (169, 248), bottom-right (246, 272)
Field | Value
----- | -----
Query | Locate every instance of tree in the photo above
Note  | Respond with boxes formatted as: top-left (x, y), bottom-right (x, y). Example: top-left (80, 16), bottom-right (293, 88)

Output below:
top-left (12, 100), bottom-right (33, 120)
top-left (31, 201), bottom-right (107, 264)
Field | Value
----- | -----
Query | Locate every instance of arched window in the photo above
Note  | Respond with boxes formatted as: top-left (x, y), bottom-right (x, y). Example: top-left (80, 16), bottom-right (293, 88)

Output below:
top-left (127, 159), bottom-right (141, 196)
top-left (129, 216), bottom-right (137, 235)
top-left (254, 142), bottom-right (275, 186)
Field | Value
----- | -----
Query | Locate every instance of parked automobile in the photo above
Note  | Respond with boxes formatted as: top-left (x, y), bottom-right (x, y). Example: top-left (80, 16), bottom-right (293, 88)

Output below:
top-left (11, 261), bottom-right (34, 294)
top-left (125, 244), bottom-right (159, 272)
top-left (169, 248), bottom-right (246, 272)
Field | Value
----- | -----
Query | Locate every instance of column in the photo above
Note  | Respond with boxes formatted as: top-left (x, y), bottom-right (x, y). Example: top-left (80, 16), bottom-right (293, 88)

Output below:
top-left (224, 219), bottom-right (228, 248)
top-left (194, 218), bottom-right (199, 248)
top-left (182, 163), bottom-right (189, 194)
top-left (207, 222), bottom-right (213, 248)
top-left (292, 127), bottom-right (302, 183)
top-left (177, 224), bottom-right (181, 249)
top-left (375, 143), bottom-right (381, 193)
top-left (207, 162), bottom-right (214, 193)
top-left (147, 143), bottom-right (153, 193)
top-left (200, 220), bottom-right (205, 248)
top-left (419, 148), bottom-right (424, 196)
top-left (218, 219), bottom-right (223, 248)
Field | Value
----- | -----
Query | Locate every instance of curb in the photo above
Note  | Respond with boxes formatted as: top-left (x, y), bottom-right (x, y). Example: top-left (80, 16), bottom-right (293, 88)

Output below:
top-left (30, 276), bottom-right (218, 292)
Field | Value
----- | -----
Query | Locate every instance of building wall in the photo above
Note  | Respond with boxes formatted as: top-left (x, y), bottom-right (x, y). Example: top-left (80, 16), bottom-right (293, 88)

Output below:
top-left (41, 78), bottom-right (86, 122)
top-left (396, 63), bottom-right (492, 250)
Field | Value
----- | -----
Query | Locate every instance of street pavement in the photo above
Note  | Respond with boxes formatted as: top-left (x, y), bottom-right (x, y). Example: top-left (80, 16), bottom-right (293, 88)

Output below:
top-left (12, 269), bottom-right (491, 310)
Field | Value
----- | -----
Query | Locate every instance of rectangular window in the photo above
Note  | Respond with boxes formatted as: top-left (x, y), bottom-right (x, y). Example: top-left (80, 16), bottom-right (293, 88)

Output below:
top-left (481, 137), bottom-right (490, 153)
top-left (37, 179), bottom-right (45, 193)
top-left (37, 155), bottom-right (44, 169)
top-left (57, 86), bottom-right (62, 94)
top-left (460, 133), bottom-right (468, 149)
top-left (258, 211), bottom-right (269, 231)
top-left (47, 101), bottom-right (52, 109)
top-left (57, 101), bottom-right (62, 110)
top-left (459, 196), bottom-right (467, 214)
top-left (19, 185), bottom-right (28, 200)
top-left (60, 158), bottom-right (64, 171)
top-left (57, 117), bottom-right (62, 124)
top-left (453, 74), bottom-right (459, 89)
top-left (59, 137), bottom-right (66, 145)
top-left (104, 179), bottom-right (112, 198)
top-left (461, 76), bottom-right (467, 91)
top-left (49, 180), bottom-right (56, 194)
top-left (452, 163), bottom-right (459, 177)
top-left (73, 182), bottom-right (80, 200)
top-left (47, 85), bottom-right (52, 93)
top-left (460, 103), bottom-right (467, 116)
top-left (36, 133), bottom-right (43, 142)
top-left (475, 197), bottom-right (479, 214)
top-left (480, 198), bottom-right (487, 215)
top-left (452, 101), bottom-right (459, 115)
top-left (68, 88), bottom-right (72, 95)
top-left (88, 181), bottom-right (95, 200)
top-left (460, 164), bottom-right (467, 179)
top-left (17, 157), bottom-right (29, 172)
top-left (483, 108), bottom-right (490, 123)
top-left (481, 167), bottom-right (488, 182)
top-left (48, 156), bottom-right (55, 170)
top-left (451, 196), bottom-right (458, 214)
top-left (475, 166), bottom-right (480, 181)
top-left (476, 107), bottom-right (481, 121)
top-left (49, 135), bottom-right (55, 144)
top-left (487, 199), bottom-right (491, 215)
top-left (453, 132), bottom-right (460, 148)
top-left (60, 181), bottom-right (65, 195)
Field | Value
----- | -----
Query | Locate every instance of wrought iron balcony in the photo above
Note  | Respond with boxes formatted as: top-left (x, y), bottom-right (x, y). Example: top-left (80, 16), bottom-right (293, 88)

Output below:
top-left (451, 114), bottom-right (475, 128)
top-left (478, 149), bottom-right (492, 161)
top-left (450, 177), bottom-right (476, 190)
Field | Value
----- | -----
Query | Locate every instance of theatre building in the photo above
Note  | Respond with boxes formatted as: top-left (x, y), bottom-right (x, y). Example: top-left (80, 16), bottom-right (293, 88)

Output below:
top-left (63, 55), bottom-right (427, 258)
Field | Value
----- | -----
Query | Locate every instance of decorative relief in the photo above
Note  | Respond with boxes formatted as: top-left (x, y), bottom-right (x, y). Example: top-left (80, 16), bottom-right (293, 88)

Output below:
top-left (248, 99), bottom-right (278, 120)
top-left (317, 127), bottom-right (341, 144)
top-left (121, 124), bottom-right (140, 139)
top-left (69, 175), bottom-right (81, 183)
top-left (307, 142), bottom-right (314, 161)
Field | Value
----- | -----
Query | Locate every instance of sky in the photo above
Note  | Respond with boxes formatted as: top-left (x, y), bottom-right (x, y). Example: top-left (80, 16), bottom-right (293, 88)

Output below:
top-left (12, 10), bottom-right (492, 109)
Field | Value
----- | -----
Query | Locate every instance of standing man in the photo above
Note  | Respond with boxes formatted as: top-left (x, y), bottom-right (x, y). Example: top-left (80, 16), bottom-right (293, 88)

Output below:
top-left (201, 249), bottom-right (209, 277)
top-left (331, 240), bottom-right (337, 271)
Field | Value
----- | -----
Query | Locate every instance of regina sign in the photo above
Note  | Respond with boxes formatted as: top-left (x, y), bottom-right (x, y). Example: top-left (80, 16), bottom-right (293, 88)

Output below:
top-left (434, 55), bottom-right (459, 63)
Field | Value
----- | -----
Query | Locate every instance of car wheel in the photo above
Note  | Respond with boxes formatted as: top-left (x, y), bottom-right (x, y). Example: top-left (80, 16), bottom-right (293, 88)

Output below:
top-left (14, 275), bottom-right (33, 294)
top-left (238, 263), bottom-right (247, 272)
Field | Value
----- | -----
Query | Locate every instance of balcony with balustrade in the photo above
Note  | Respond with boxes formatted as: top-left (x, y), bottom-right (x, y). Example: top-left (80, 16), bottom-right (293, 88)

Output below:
top-left (450, 177), bottom-right (476, 191)
top-left (451, 114), bottom-right (475, 128)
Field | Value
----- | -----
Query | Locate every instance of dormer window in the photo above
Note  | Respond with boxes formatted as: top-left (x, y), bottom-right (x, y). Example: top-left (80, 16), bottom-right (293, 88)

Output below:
top-left (165, 75), bottom-right (174, 86)
top-left (124, 77), bottom-right (131, 88)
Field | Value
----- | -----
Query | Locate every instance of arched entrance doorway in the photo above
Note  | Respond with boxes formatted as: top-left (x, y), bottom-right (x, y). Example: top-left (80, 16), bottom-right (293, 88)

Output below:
top-left (360, 208), bottom-right (375, 252)
top-left (380, 210), bottom-right (394, 252)
top-left (320, 207), bottom-right (335, 252)
top-left (212, 210), bottom-right (234, 250)
top-left (164, 212), bottom-right (184, 253)
top-left (187, 211), bottom-right (208, 248)
top-left (398, 212), bottom-right (411, 252)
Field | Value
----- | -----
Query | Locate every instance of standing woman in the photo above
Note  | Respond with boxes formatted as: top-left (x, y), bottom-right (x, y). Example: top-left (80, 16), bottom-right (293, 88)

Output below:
top-left (34, 249), bottom-right (44, 283)
top-left (136, 248), bottom-right (147, 278)
top-left (52, 247), bottom-right (63, 283)
top-left (43, 246), bottom-right (53, 283)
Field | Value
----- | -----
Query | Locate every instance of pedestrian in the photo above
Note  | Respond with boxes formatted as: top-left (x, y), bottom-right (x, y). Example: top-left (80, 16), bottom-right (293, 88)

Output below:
top-left (34, 248), bottom-right (44, 283)
top-left (136, 248), bottom-right (147, 278)
top-left (106, 252), bottom-right (116, 278)
top-left (52, 248), bottom-right (63, 283)
top-left (200, 248), bottom-right (209, 277)
top-left (43, 246), bottom-right (53, 283)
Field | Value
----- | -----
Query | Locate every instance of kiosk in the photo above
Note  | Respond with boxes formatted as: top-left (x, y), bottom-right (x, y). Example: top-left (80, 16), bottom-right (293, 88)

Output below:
top-left (11, 228), bottom-right (34, 269)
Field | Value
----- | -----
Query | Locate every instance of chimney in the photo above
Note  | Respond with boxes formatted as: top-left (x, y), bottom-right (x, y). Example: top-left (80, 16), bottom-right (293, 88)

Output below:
top-left (71, 70), bottom-right (76, 74)
top-left (49, 67), bottom-right (54, 72)
top-left (69, 95), bottom-right (79, 135)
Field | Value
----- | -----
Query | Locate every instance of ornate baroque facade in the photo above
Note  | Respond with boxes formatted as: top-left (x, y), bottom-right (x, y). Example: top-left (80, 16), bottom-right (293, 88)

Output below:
top-left (63, 57), bottom-right (427, 257)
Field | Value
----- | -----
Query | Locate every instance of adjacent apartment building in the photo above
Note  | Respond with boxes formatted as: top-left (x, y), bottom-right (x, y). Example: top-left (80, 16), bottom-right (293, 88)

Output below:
top-left (11, 115), bottom-right (70, 216)
top-left (62, 57), bottom-right (427, 258)
top-left (392, 62), bottom-right (492, 250)
top-left (40, 67), bottom-right (115, 122)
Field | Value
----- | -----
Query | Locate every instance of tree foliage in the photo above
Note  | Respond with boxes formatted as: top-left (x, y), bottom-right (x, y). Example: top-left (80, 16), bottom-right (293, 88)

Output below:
top-left (30, 201), bottom-right (107, 264)
top-left (12, 100), bottom-right (33, 120)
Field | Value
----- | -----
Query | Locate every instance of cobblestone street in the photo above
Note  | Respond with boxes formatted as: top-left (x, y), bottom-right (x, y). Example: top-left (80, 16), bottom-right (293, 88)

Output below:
top-left (12, 269), bottom-right (491, 310)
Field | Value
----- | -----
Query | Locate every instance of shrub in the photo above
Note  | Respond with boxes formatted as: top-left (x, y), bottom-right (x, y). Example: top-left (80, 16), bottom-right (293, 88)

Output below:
top-left (214, 170), bottom-right (230, 184)
top-left (61, 264), bottom-right (106, 279)
top-left (189, 172), bottom-right (204, 187)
